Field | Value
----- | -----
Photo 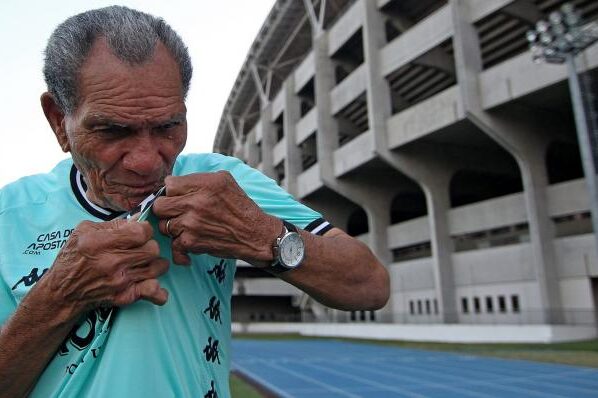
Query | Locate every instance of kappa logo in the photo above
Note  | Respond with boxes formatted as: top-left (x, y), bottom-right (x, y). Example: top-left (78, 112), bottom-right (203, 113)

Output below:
top-left (203, 336), bottom-right (221, 364)
top-left (207, 260), bottom-right (226, 284)
top-left (12, 267), bottom-right (49, 290)
top-left (22, 228), bottom-right (74, 255)
top-left (204, 381), bottom-right (218, 398)
top-left (203, 296), bottom-right (222, 324)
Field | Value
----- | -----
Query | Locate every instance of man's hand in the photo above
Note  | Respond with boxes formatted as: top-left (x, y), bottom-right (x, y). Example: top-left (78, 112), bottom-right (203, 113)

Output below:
top-left (0, 218), bottom-right (170, 398)
top-left (151, 171), bottom-right (389, 312)
top-left (152, 172), bottom-right (280, 266)
top-left (41, 218), bottom-right (169, 315)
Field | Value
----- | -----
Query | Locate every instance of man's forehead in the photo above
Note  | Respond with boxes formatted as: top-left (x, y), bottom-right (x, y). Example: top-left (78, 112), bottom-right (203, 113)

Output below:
top-left (78, 37), bottom-right (182, 87)
top-left (72, 37), bottom-right (186, 119)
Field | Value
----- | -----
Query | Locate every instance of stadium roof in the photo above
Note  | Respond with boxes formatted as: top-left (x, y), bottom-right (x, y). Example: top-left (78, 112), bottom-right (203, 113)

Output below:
top-left (213, 0), bottom-right (354, 153)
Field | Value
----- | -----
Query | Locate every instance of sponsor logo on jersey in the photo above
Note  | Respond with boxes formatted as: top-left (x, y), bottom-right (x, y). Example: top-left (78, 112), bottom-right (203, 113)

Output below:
top-left (22, 228), bottom-right (74, 255)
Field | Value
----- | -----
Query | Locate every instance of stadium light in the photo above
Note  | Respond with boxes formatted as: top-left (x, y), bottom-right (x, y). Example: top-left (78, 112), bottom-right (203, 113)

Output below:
top-left (526, 3), bottom-right (598, 255)
top-left (526, 3), bottom-right (597, 62)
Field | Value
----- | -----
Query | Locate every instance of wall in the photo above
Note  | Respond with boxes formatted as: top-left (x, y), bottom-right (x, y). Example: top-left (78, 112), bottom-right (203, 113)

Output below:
top-left (232, 322), bottom-right (598, 343)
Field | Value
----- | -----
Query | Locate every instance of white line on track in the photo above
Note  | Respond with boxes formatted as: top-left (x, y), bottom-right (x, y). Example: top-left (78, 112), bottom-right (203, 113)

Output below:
top-left (233, 364), bottom-right (296, 398)
top-left (264, 361), bottom-right (364, 398)
top-left (418, 358), bottom-right (598, 395)
top-left (301, 360), bottom-right (491, 398)
top-left (370, 357), bottom-right (575, 398)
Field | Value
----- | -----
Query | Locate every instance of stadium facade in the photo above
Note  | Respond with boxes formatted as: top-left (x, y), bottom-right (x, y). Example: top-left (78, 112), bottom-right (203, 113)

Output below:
top-left (213, 0), bottom-right (598, 335)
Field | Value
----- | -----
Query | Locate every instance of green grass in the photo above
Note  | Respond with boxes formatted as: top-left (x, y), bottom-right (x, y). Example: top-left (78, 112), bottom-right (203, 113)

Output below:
top-left (230, 372), bottom-right (265, 398)
top-left (234, 333), bottom-right (598, 368)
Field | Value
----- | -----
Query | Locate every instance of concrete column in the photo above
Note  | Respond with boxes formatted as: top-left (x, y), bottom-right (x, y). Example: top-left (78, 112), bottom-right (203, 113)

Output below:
top-left (312, 27), bottom-right (395, 319)
top-left (520, 145), bottom-right (562, 322)
top-left (451, 0), bottom-right (562, 323)
top-left (312, 33), bottom-right (339, 181)
top-left (361, 0), bottom-right (458, 322)
top-left (244, 129), bottom-right (260, 168)
top-left (362, 195), bottom-right (394, 266)
top-left (313, 30), bottom-right (392, 260)
top-left (360, 0), bottom-right (392, 144)
top-left (424, 176), bottom-right (458, 323)
top-left (283, 80), bottom-right (302, 197)
top-left (258, 104), bottom-right (276, 179)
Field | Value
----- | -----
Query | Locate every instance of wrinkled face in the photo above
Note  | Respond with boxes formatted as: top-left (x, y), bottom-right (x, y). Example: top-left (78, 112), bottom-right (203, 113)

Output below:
top-left (61, 38), bottom-right (187, 211)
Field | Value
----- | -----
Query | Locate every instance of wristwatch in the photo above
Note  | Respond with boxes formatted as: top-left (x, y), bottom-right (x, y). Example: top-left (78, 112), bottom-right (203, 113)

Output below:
top-left (270, 220), bottom-right (305, 273)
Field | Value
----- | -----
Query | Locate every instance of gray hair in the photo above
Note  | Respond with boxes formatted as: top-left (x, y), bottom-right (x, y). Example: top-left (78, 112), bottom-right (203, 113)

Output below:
top-left (43, 6), bottom-right (192, 114)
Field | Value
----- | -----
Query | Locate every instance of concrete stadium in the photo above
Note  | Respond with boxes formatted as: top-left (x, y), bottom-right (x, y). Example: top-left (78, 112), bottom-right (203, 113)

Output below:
top-left (213, 0), bottom-right (598, 343)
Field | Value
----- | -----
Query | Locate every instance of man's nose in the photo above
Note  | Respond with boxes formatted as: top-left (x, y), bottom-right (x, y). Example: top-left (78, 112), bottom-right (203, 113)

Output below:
top-left (122, 133), bottom-right (162, 176)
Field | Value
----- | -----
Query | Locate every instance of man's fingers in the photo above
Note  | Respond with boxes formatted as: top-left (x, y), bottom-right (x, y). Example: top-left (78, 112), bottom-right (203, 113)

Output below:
top-left (114, 239), bottom-right (161, 268)
top-left (76, 220), bottom-right (154, 252)
top-left (109, 221), bottom-right (154, 247)
top-left (137, 279), bottom-right (169, 305)
top-left (157, 217), bottom-right (184, 238)
top-left (127, 258), bottom-right (170, 281)
top-left (152, 196), bottom-right (186, 219)
top-left (172, 247), bottom-right (192, 266)
top-left (163, 174), bottom-right (206, 196)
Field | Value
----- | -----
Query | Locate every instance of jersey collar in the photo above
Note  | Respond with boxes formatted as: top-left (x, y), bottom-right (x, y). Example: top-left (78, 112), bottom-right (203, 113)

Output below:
top-left (69, 165), bottom-right (125, 221)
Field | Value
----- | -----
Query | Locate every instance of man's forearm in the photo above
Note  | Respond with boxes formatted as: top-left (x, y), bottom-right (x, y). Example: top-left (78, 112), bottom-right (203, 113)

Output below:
top-left (0, 281), bottom-right (79, 398)
top-left (279, 228), bottom-right (390, 311)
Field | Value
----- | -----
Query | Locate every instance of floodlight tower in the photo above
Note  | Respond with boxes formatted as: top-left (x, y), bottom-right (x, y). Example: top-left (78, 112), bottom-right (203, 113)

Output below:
top-left (526, 3), bottom-right (598, 253)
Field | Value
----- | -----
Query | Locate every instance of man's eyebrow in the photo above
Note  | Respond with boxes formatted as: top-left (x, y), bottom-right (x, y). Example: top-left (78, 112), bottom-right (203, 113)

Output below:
top-left (152, 113), bottom-right (186, 126)
top-left (84, 114), bottom-right (128, 128)
top-left (83, 113), bottom-right (186, 129)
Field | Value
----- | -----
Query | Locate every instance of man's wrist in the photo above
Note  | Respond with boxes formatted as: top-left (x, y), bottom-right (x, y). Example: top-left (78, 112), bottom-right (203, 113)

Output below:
top-left (244, 215), bottom-right (283, 267)
top-left (261, 216), bottom-right (284, 262)
top-left (28, 271), bottom-right (84, 327)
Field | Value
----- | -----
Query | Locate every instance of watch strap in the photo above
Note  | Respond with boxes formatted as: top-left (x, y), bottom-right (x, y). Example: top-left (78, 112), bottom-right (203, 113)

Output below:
top-left (282, 220), bottom-right (298, 234)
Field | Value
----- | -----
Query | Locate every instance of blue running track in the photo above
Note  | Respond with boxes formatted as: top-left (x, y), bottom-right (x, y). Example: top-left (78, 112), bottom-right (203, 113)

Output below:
top-left (231, 339), bottom-right (598, 398)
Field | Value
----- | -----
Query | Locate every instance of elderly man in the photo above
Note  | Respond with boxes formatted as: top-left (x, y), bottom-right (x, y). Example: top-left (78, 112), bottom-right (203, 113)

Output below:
top-left (0, 6), bottom-right (389, 398)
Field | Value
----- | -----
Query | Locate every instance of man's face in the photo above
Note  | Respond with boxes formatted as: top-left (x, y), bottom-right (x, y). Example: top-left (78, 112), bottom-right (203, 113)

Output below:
top-left (60, 38), bottom-right (187, 211)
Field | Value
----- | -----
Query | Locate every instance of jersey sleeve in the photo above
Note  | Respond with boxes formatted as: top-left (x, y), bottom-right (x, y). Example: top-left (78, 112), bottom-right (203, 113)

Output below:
top-left (227, 159), bottom-right (333, 235)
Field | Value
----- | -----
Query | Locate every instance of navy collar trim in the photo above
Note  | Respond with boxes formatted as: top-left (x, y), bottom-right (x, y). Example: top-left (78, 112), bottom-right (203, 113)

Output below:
top-left (69, 165), bottom-right (124, 221)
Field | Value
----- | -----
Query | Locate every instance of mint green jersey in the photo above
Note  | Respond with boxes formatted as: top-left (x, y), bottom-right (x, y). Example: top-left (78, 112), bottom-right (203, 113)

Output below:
top-left (0, 153), bottom-right (329, 398)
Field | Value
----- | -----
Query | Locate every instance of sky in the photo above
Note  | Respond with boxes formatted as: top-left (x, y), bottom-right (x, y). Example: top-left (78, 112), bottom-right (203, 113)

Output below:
top-left (0, 0), bottom-right (275, 188)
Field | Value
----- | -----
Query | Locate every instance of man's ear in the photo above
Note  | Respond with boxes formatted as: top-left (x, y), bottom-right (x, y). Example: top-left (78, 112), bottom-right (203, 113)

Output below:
top-left (40, 92), bottom-right (70, 153)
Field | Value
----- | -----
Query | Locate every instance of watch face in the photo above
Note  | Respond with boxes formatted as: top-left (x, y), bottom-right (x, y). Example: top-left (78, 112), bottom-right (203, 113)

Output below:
top-left (279, 232), bottom-right (305, 268)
